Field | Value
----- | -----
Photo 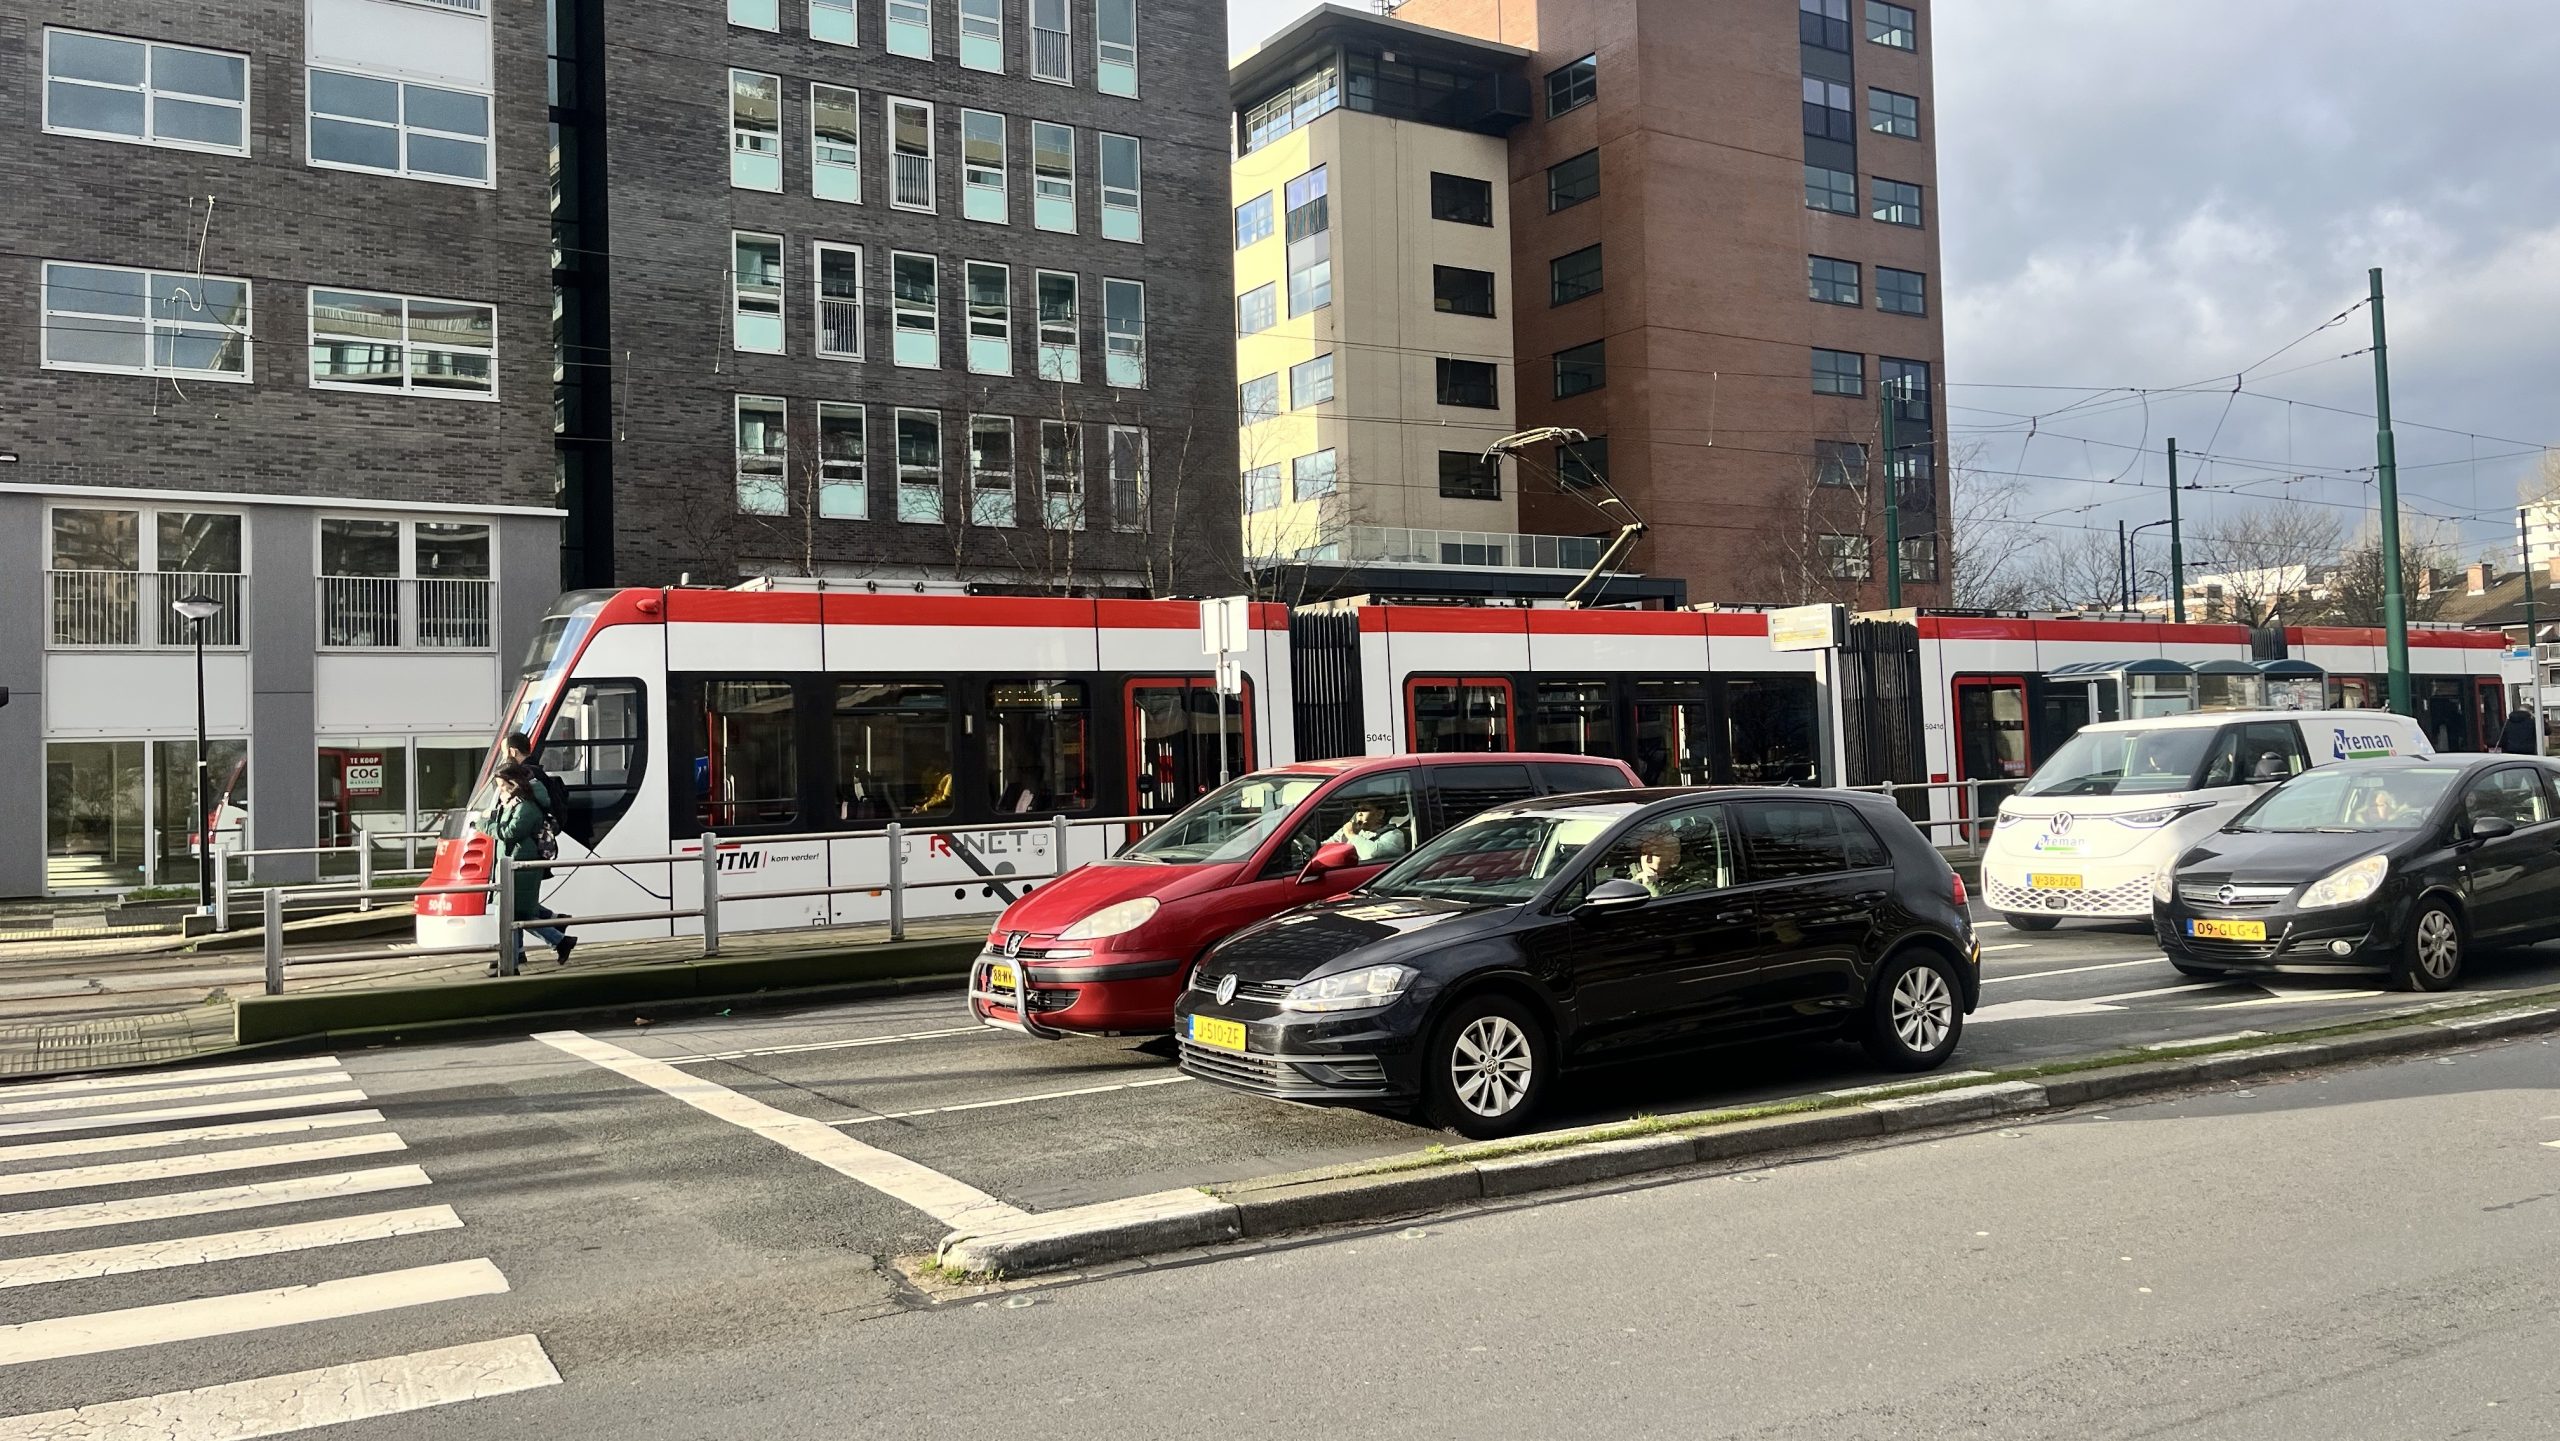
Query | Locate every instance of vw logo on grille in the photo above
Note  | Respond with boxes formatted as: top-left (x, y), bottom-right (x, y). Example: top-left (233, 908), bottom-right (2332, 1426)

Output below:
top-left (2047, 812), bottom-right (2075, 836)
top-left (2216, 884), bottom-right (2237, 906)
top-left (1002, 931), bottom-right (1026, 958)
top-left (1214, 974), bottom-right (1239, 1005)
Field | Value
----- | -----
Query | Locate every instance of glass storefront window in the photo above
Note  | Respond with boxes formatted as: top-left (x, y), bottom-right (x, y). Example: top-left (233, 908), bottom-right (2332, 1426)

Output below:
top-left (45, 741), bottom-right (145, 891)
top-left (152, 738), bottom-right (249, 888)
top-left (317, 740), bottom-right (411, 876)
top-left (985, 681), bottom-right (1093, 814)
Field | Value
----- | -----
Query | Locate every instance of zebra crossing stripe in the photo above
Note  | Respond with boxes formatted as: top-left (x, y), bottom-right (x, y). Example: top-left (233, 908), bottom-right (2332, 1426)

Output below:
top-left (0, 1056), bottom-right (342, 1103)
top-left (0, 1132), bottom-right (407, 1198)
top-left (0, 1257), bottom-right (510, 1366)
top-left (0, 1334), bottom-right (559, 1439)
top-left (0, 1089), bottom-right (372, 1142)
top-left (0, 1074), bottom-right (356, 1122)
top-left (0, 1165), bottom-right (430, 1239)
top-left (0, 1206), bottom-right (464, 1290)
top-left (0, 1110), bottom-right (386, 1166)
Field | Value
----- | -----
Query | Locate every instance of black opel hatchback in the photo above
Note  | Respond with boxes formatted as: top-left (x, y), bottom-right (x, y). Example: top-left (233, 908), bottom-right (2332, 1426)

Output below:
top-left (1174, 789), bottom-right (1980, 1138)
top-left (2157, 755), bottom-right (2560, 992)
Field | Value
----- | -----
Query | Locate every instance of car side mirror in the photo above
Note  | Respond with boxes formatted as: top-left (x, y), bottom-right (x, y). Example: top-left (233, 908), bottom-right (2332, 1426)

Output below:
top-left (2467, 814), bottom-right (2517, 841)
top-left (1298, 840), bottom-right (1361, 884)
top-left (1578, 877), bottom-right (1651, 914)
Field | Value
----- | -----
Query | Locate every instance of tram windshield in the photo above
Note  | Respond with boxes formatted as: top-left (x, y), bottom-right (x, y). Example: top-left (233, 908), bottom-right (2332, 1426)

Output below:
top-left (1122, 772), bottom-right (1328, 865)
top-left (442, 596), bottom-right (611, 840)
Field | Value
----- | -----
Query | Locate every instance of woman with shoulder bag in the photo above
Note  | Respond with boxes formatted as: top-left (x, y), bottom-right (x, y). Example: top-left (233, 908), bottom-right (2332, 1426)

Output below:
top-left (488, 762), bottom-right (576, 973)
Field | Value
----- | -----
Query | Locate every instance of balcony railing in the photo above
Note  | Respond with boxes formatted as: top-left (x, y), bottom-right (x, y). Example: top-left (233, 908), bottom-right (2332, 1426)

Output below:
top-left (1328, 527), bottom-right (1610, 573)
top-left (318, 576), bottom-right (493, 650)
top-left (47, 570), bottom-right (247, 648)
top-left (820, 296), bottom-right (862, 357)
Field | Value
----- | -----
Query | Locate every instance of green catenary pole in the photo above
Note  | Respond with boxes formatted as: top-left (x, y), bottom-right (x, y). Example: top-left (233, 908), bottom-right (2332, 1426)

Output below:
top-left (2369, 267), bottom-right (2412, 716)
top-left (1881, 376), bottom-right (1902, 608)
top-left (2167, 439), bottom-right (2186, 624)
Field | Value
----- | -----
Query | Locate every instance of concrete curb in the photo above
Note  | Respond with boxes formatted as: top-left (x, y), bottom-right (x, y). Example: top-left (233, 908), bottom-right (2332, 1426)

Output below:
top-left (934, 987), bottom-right (2560, 1278)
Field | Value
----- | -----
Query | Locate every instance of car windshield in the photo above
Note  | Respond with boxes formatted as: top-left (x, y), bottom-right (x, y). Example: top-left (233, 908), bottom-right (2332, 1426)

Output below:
top-left (2021, 725), bottom-right (2218, 797)
top-left (1122, 773), bottom-right (1327, 864)
top-left (1364, 809), bottom-right (1630, 905)
top-left (2230, 766), bottom-right (2459, 833)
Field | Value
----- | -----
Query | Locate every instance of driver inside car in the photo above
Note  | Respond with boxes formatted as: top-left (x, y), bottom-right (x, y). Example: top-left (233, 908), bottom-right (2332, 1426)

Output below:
top-left (1621, 826), bottom-right (1687, 897)
top-left (1324, 798), bottom-right (1412, 863)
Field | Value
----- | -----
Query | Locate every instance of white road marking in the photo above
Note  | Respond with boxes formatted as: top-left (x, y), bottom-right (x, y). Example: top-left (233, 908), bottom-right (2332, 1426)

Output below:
top-left (1969, 982), bottom-right (2230, 1026)
top-left (1982, 957), bottom-right (2167, 986)
top-left (536, 1029), bottom-right (1024, 1232)
top-left (0, 1132), bottom-right (407, 1199)
top-left (0, 1073), bottom-right (356, 1121)
top-left (0, 1206), bottom-right (463, 1290)
top-left (666, 1025), bottom-right (995, 1065)
top-left (0, 1110), bottom-right (385, 1166)
top-left (2204, 989), bottom-right (2387, 1009)
top-left (1978, 942), bottom-right (2033, 952)
top-left (0, 1165), bottom-right (430, 1239)
top-left (834, 1074), bottom-right (1191, 1126)
top-left (0, 1089), bottom-right (371, 1142)
top-left (0, 1334), bottom-right (559, 1439)
top-left (2142, 1030), bottom-right (2268, 1050)
top-left (0, 1055), bottom-right (342, 1102)
top-left (0, 1258), bottom-right (507, 1366)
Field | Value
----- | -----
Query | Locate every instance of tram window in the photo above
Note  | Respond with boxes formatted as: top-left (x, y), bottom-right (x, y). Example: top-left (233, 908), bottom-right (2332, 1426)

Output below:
top-left (1953, 679), bottom-right (2028, 781)
top-left (987, 680), bottom-right (1094, 814)
top-left (537, 679), bottom-right (644, 847)
top-left (2422, 679), bottom-right (2470, 753)
top-left (697, 680), bottom-right (799, 828)
top-left (1409, 678), bottom-right (1511, 752)
top-left (1532, 680), bottom-right (1615, 756)
top-left (1130, 682), bottom-right (1252, 815)
top-left (1725, 677), bottom-right (1818, 784)
top-left (833, 681), bottom-right (955, 820)
top-left (1630, 680), bottom-right (1713, 786)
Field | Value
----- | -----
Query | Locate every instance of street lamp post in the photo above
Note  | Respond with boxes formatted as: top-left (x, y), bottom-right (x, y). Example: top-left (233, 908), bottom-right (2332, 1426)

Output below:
top-left (172, 593), bottom-right (225, 915)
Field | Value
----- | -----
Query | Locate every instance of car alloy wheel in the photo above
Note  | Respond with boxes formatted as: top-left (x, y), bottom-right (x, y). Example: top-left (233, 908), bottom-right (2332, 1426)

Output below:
top-left (1862, 949), bottom-right (1964, 1072)
top-left (1451, 1014), bottom-right (1534, 1120)
top-left (1890, 965), bottom-right (1955, 1054)
top-left (2397, 903), bottom-right (2463, 992)
top-left (1424, 995), bottom-right (1551, 1140)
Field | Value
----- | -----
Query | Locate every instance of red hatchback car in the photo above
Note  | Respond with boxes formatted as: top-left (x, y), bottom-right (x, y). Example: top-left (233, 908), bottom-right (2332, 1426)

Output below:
top-left (971, 753), bottom-right (1640, 1036)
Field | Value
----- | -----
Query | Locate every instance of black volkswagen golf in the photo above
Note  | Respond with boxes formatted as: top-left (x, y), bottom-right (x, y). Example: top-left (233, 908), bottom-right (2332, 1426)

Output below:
top-left (1173, 788), bottom-right (1980, 1138)
top-left (2157, 754), bottom-right (2560, 992)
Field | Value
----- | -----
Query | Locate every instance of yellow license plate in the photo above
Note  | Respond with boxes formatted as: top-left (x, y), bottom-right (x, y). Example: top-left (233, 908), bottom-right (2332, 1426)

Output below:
top-left (2189, 919), bottom-right (2266, 941)
top-left (1189, 1015), bottom-right (1247, 1052)
top-left (2028, 873), bottom-right (2083, 890)
top-left (989, 963), bottom-right (1018, 990)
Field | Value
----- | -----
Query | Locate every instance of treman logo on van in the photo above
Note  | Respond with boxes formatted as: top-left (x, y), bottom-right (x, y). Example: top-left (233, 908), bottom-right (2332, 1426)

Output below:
top-left (2331, 728), bottom-right (2400, 761)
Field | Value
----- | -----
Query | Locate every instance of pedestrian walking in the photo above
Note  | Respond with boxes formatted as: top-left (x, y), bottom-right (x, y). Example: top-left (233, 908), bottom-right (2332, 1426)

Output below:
top-left (488, 761), bottom-right (576, 973)
top-left (505, 731), bottom-right (569, 815)
top-left (2498, 706), bottom-right (2540, 755)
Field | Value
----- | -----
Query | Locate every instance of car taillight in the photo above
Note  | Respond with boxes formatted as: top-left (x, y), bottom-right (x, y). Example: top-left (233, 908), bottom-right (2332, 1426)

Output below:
top-left (1951, 874), bottom-right (1968, 907)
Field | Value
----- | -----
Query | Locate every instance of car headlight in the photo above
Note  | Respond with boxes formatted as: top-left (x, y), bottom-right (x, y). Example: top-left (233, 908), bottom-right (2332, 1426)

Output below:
top-left (2152, 863), bottom-right (2176, 904)
top-left (1278, 964), bottom-right (1416, 1013)
top-left (2299, 853), bottom-right (2389, 910)
top-left (2115, 805), bottom-right (2202, 830)
top-left (1054, 896), bottom-right (1160, 941)
top-left (1994, 808), bottom-right (2023, 830)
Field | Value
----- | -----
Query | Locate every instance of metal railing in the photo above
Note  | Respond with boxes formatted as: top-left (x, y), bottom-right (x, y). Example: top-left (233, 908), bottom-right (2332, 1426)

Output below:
top-left (1307, 527), bottom-right (1611, 575)
top-left (819, 296), bottom-right (861, 356)
top-left (318, 576), bottom-right (493, 649)
top-left (1841, 775), bottom-right (2031, 857)
top-left (892, 154), bottom-right (932, 208)
top-left (47, 570), bottom-right (247, 647)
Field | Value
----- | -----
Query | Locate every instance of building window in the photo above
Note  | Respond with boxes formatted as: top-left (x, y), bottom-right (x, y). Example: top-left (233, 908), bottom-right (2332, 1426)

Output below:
top-left (1821, 533), bottom-right (1872, 580)
top-left (1100, 133), bottom-right (1143, 242)
top-left (1813, 347), bottom-right (1864, 396)
top-left (1808, 254), bottom-right (1860, 306)
top-left (1239, 373), bottom-right (1279, 424)
top-left (1898, 534), bottom-right (1939, 582)
top-left (1553, 340), bottom-right (1605, 399)
top-left (1882, 356), bottom-right (1932, 421)
top-left (1036, 269), bottom-right (1078, 381)
top-left (44, 30), bottom-right (248, 155)
top-left (1244, 464), bottom-right (1282, 514)
top-left (308, 289), bottom-right (494, 397)
top-left (1436, 358), bottom-right (1497, 410)
top-left (1870, 87), bottom-right (1918, 138)
top-left (1439, 451), bottom-right (1499, 501)
top-left (1235, 193), bottom-right (1274, 248)
top-left (1285, 165), bottom-right (1332, 315)
top-left (1104, 278), bottom-right (1146, 388)
top-left (1040, 420), bottom-right (1084, 529)
top-left (1031, 121), bottom-right (1075, 232)
top-left (815, 242), bottom-right (863, 359)
top-left (1877, 266), bottom-right (1927, 316)
top-left (1292, 449), bottom-right (1338, 502)
top-left (729, 70), bottom-right (781, 190)
top-left (1236, 283), bottom-right (1277, 336)
top-left (45, 506), bottom-right (248, 649)
top-left (1805, 163), bottom-right (1856, 214)
top-left (732, 0), bottom-right (779, 30)
top-left (1431, 172), bottom-right (1493, 226)
top-left (310, 67), bottom-right (491, 185)
top-left (812, 84), bottom-right (861, 202)
top-left (43, 262), bottom-right (251, 381)
top-left (896, 409), bottom-right (943, 523)
top-left (1867, 1), bottom-right (1917, 50)
top-left (969, 415), bottom-right (1015, 527)
top-left (812, 0), bottom-right (857, 45)
top-left (1801, 76), bottom-right (1852, 142)
top-left (1240, 63), bottom-right (1339, 154)
top-left (1873, 176), bottom-right (1924, 226)
top-left (962, 109), bottom-right (1007, 222)
top-left (819, 402), bottom-right (867, 519)
top-left (1290, 353), bottom-right (1334, 408)
top-left (1108, 426), bottom-right (1146, 532)
top-left (889, 96), bottom-right (934, 210)
top-left (886, 0), bottom-right (930, 58)
top-left (960, 0), bottom-right (1003, 72)
top-left (1815, 440), bottom-right (1867, 488)
top-left (1799, 0), bottom-right (1850, 51)
top-left (965, 261), bottom-right (1011, 375)
top-left (1031, 0), bottom-right (1071, 83)
top-left (730, 233), bottom-right (784, 353)
top-left (891, 250), bottom-right (939, 368)
top-left (1096, 0), bottom-right (1138, 96)
top-left (1548, 149), bottom-right (1599, 211)
top-left (317, 517), bottom-right (493, 652)
top-left (1559, 435), bottom-right (1609, 489)
top-left (1545, 54), bottom-right (1596, 117)
top-left (1549, 245), bottom-right (1603, 306)
top-left (736, 396), bottom-right (787, 515)
top-left (1434, 266), bottom-right (1497, 318)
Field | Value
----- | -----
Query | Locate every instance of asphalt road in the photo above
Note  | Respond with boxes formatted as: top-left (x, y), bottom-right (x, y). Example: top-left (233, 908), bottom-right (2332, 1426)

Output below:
top-left (4, 916), bottom-right (2557, 1436)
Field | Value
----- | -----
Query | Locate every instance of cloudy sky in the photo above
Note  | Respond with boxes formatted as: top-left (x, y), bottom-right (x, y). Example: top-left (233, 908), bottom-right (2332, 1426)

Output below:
top-left (1225, 0), bottom-right (2560, 575)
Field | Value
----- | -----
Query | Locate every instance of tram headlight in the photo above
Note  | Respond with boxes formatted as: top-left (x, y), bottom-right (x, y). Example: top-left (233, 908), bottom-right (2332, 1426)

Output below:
top-left (1056, 896), bottom-right (1161, 941)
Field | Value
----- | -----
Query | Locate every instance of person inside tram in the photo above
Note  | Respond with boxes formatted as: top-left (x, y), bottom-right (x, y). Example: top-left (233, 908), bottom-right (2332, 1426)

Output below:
top-left (1324, 798), bottom-right (1412, 862)
top-left (998, 768), bottom-right (1043, 815)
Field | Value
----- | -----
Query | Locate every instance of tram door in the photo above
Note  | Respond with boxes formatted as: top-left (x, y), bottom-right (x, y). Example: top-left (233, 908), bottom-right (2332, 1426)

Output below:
top-left (2028, 676), bottom-right (2115, 768)
top-left (1952, 676), bottom-right (2030, 837)
top-left (1127, 679), bottom-right (1252, 816)
top-left (2474, 677), bottom-right (2506, 751)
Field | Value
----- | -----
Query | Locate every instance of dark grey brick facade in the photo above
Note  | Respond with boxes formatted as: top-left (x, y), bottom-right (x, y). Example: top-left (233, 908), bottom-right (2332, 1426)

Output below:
top-left (598, 0), bottom-right (1241, 595)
